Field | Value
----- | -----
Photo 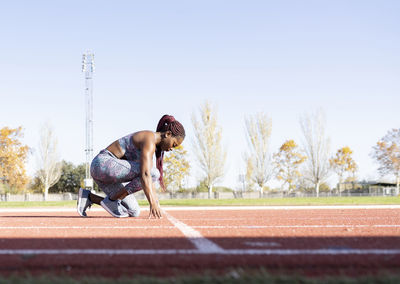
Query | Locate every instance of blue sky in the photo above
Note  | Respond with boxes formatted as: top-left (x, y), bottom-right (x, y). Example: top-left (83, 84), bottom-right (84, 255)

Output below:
top-left (1, 0), bottom-right (399, 188)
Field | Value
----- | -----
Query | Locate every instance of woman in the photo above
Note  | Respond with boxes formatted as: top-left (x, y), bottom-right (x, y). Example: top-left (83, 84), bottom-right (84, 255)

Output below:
top-left (77, 114), bottom-right (185, 219)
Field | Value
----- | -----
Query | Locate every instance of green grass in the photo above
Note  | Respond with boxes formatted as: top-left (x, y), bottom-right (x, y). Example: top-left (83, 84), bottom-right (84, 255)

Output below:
top-left (0, 196), bottom-right (399, 208)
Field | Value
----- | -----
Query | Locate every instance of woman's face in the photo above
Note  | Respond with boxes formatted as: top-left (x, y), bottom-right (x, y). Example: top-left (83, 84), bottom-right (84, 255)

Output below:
top-left (160, 131), bottom-right (184, 152)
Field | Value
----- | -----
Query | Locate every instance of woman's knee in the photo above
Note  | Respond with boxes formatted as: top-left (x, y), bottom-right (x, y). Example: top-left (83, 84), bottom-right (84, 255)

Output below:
top-left (121, 194), bottom-right (140, 217)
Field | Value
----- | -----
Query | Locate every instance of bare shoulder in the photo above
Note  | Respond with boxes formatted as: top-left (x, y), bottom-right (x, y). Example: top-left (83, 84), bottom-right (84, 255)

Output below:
top-left (132, 131), bottom-right (156, 149)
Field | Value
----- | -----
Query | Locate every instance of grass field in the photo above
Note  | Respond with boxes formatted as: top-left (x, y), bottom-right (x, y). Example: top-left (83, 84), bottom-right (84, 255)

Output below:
top-left (0, 196), bottom-right (399, 208)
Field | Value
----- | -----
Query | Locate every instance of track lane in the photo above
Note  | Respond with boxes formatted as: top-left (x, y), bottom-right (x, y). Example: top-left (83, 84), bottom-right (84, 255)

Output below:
top-left (1, 206), bottom-right (400, 276)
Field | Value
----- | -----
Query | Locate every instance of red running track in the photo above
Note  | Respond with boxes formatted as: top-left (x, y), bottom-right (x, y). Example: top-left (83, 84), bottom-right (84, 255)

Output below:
top-left (0, 206), bottom-right (400, 277)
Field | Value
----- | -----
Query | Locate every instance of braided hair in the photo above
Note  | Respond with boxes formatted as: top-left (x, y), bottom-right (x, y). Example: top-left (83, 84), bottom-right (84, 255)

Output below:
top-left (156, 114), bottom-right (186, 190)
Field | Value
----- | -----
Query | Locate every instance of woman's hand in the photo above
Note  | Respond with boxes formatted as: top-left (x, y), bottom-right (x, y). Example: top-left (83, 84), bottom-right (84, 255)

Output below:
top-left (148, 201), bottom-right (163, 219)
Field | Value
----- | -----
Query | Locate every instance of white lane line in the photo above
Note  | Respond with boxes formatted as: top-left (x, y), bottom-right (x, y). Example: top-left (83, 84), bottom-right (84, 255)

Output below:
top-left (1, 248), bottom-right (400, 255)
top-left (192, 225), bottom-right (400, 229)
top-left (164, 212), bottom-right (224, 253)
top-left (0, 224), bottom-right (399, 230)
top-left (0, 226), bottom-right (176, 229)
top-left (164, 205), bottom-right (400, 210)
top-left (244, 241), bottom-right (281, 247)
top-left (1, 205), bottom-right (400, 213)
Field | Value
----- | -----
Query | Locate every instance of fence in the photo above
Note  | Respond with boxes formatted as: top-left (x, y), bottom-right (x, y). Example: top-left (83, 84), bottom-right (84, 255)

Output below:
top-left (0, 193), bottom-right (76, 202)
top-left (0, 190), bottom-right (397, 202)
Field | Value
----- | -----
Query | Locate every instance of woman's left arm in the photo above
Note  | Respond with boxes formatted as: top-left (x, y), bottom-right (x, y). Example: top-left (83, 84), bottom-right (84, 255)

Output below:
top-left (140, 135), bottom-right (162, 218)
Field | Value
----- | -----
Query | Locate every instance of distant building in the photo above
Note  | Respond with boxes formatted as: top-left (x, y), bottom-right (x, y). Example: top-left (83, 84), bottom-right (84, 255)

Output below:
top-left (339, 181), bottom-right (397, 196)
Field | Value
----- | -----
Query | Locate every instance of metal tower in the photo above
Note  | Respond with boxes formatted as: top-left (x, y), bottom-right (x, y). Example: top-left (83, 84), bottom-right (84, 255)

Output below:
top-left (82, 51), bottom-right (95, 189)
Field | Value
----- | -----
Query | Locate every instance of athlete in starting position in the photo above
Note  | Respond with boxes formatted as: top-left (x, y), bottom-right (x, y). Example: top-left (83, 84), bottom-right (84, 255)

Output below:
top-left (77, 114), bottom-right (185, 219)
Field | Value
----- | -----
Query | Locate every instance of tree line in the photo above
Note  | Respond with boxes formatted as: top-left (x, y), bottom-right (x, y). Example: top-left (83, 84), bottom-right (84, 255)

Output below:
top-left (190, 104), bottom-right (399, 196)
top-left (1, 102), bottom-right (399, 197)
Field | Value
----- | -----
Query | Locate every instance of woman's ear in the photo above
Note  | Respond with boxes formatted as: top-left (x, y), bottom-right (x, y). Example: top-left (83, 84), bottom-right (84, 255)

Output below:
top-left (165, 130), bottom-right (172, 138)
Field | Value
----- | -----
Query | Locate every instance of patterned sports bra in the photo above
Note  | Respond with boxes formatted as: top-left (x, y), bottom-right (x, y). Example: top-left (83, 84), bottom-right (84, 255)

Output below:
top-left (118, 133), bottom-right (142, 162)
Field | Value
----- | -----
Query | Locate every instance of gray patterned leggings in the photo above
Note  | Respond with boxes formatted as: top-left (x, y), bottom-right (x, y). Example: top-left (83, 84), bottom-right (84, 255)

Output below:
top-left (90, 149), bottom-right (160, 216)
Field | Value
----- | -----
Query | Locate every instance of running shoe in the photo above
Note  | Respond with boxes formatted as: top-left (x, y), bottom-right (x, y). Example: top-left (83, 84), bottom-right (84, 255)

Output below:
top-left (100, 196), bottom-right (129, 218)
top-left (77, 188), bottom-right (93, 217)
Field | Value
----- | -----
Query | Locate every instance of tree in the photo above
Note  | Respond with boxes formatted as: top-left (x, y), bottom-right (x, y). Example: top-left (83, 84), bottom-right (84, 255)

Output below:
top-left (244, 155), bottom-right (256, 191)
top-left (163, 145), bottom-right (190, 192)
top-left (0, 127), bottom-right (29, 192)
top-left (244, 112), bottom-right (274, 195)
top-left (192, 101), bottom-right (227, 198)
top-left (299, 109), bottom-right (330, 197)
top-left (49, 161), bottom-right (84, 193)
top-left (274, 139), bottom-right (306, 193)
top-left (47, 161), bottom-right (99, 193)
top-left (330, 146), bottom-right (358, 196)
top-left (36, 123), bottom-right (62, 200)
top-left (372, 128), bottom-right (400, 195)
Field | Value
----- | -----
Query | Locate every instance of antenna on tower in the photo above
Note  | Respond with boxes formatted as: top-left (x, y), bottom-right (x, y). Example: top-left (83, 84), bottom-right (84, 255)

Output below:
top-left (82, 51), bottom-right (95, 190)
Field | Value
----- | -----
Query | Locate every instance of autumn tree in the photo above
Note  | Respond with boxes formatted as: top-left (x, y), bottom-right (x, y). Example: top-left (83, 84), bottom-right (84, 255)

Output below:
top-left (49, 161), bottom-right (88, 193)
top-left (244, 112), bottom-right (274, 194)
top-left (192, 101), bottom-right (227, 198)
top-left (330, 146), bottom-right (358, 196)
top-left (372, 128), bottom-right (400, 195)
top-left (299, 109), bottom-right (330, 197)
top-left (0, 127), bottom-right (29, 192)
top-left (274, 139), bottom-right (306, 193)
top-left (36, 123), bottom-right (62, 200)
top-left (163, 145), bottom-right (190, 192)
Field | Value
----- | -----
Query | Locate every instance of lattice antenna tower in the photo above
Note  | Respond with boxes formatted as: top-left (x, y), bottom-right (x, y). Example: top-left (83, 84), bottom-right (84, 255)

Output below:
top-left (82, 51), bottom-right (95, 189)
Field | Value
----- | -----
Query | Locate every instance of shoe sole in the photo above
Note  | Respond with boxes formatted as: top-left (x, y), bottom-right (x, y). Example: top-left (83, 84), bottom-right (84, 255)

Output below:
top-left (100, 200), bottom-right (129, 218)
top-left (77, 188), bottom-right (87, 217)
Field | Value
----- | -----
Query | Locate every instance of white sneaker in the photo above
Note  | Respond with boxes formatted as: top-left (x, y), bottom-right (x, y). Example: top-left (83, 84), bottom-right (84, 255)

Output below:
top-left (77, 188), bottom-right (92, 217)
top-left (100, 196), bottom-right (129, 218)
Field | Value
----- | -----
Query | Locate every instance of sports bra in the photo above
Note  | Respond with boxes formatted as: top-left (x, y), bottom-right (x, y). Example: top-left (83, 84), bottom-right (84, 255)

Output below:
top-left (118, 132), bottom-right (157, 162)
top-left (118, 133), bottom-right (142, 162)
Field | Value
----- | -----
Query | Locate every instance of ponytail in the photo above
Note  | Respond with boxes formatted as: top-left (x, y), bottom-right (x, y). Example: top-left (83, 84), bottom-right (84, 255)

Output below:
top-left (155, 115), bottom-right (185, 191)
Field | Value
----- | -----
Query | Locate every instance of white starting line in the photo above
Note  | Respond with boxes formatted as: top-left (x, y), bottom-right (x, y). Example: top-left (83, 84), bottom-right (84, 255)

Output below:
top-left (164, 212), bottom-right (224, 253)
top-left (0, 224), bottom-right (399, 229)
top-left (1, 204), bottom-right (400, 213)
top-left (1, 249), bottom-right (400, 256)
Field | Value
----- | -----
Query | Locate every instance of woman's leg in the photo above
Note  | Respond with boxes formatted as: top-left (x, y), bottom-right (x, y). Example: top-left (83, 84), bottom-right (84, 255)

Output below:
top-left (90, 150), bottom-right (141, 198)
top-left (88, 180), bottom-right (125, 205)
top-left (88, 193), bottom-right (103, 205)
top-left (78, 150), bottom-right (138, 217)
top-left (120, 194), bottom-right (140, 217)
top-left (124, 167), bottom-right (160, 194)
top-left (87, 150), bottom-right (160, 217)
top-left (118, 168), bottom-right (160, 217)
top-left (88, 150), bottom-right (141, 217)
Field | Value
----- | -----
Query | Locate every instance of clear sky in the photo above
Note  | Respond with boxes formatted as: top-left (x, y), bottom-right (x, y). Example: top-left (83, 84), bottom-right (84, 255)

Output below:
top-left (1, 0), bottom-right (399, 189)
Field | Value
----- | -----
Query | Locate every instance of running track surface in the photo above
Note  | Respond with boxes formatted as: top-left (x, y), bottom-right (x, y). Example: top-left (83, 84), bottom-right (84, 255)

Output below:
top-left (0, 205), bottom-right (400, 277)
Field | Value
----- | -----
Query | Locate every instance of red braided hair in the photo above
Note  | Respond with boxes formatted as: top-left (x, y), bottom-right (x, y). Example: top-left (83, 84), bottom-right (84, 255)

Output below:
top-left (155, 115), bottom-right (185, 190)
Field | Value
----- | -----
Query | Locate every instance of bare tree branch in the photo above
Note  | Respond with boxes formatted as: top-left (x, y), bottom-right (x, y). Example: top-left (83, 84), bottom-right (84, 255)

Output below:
top-left (299, 109), bottom-right (330, 197)
top-left (191, 101), bottom-right (226, 197)
top-left (244, 112), bottom-right (273, 194)
top-left (36, 122), bottom-right (62, 200)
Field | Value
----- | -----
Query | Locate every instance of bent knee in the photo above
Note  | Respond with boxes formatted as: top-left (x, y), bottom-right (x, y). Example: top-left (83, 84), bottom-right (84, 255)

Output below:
top-left (127, 207), bottom-right (141, 217)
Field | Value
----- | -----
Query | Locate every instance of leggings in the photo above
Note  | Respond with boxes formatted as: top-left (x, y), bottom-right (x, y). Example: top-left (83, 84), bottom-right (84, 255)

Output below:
top-left (90, 149), bottom-right (160, 215)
